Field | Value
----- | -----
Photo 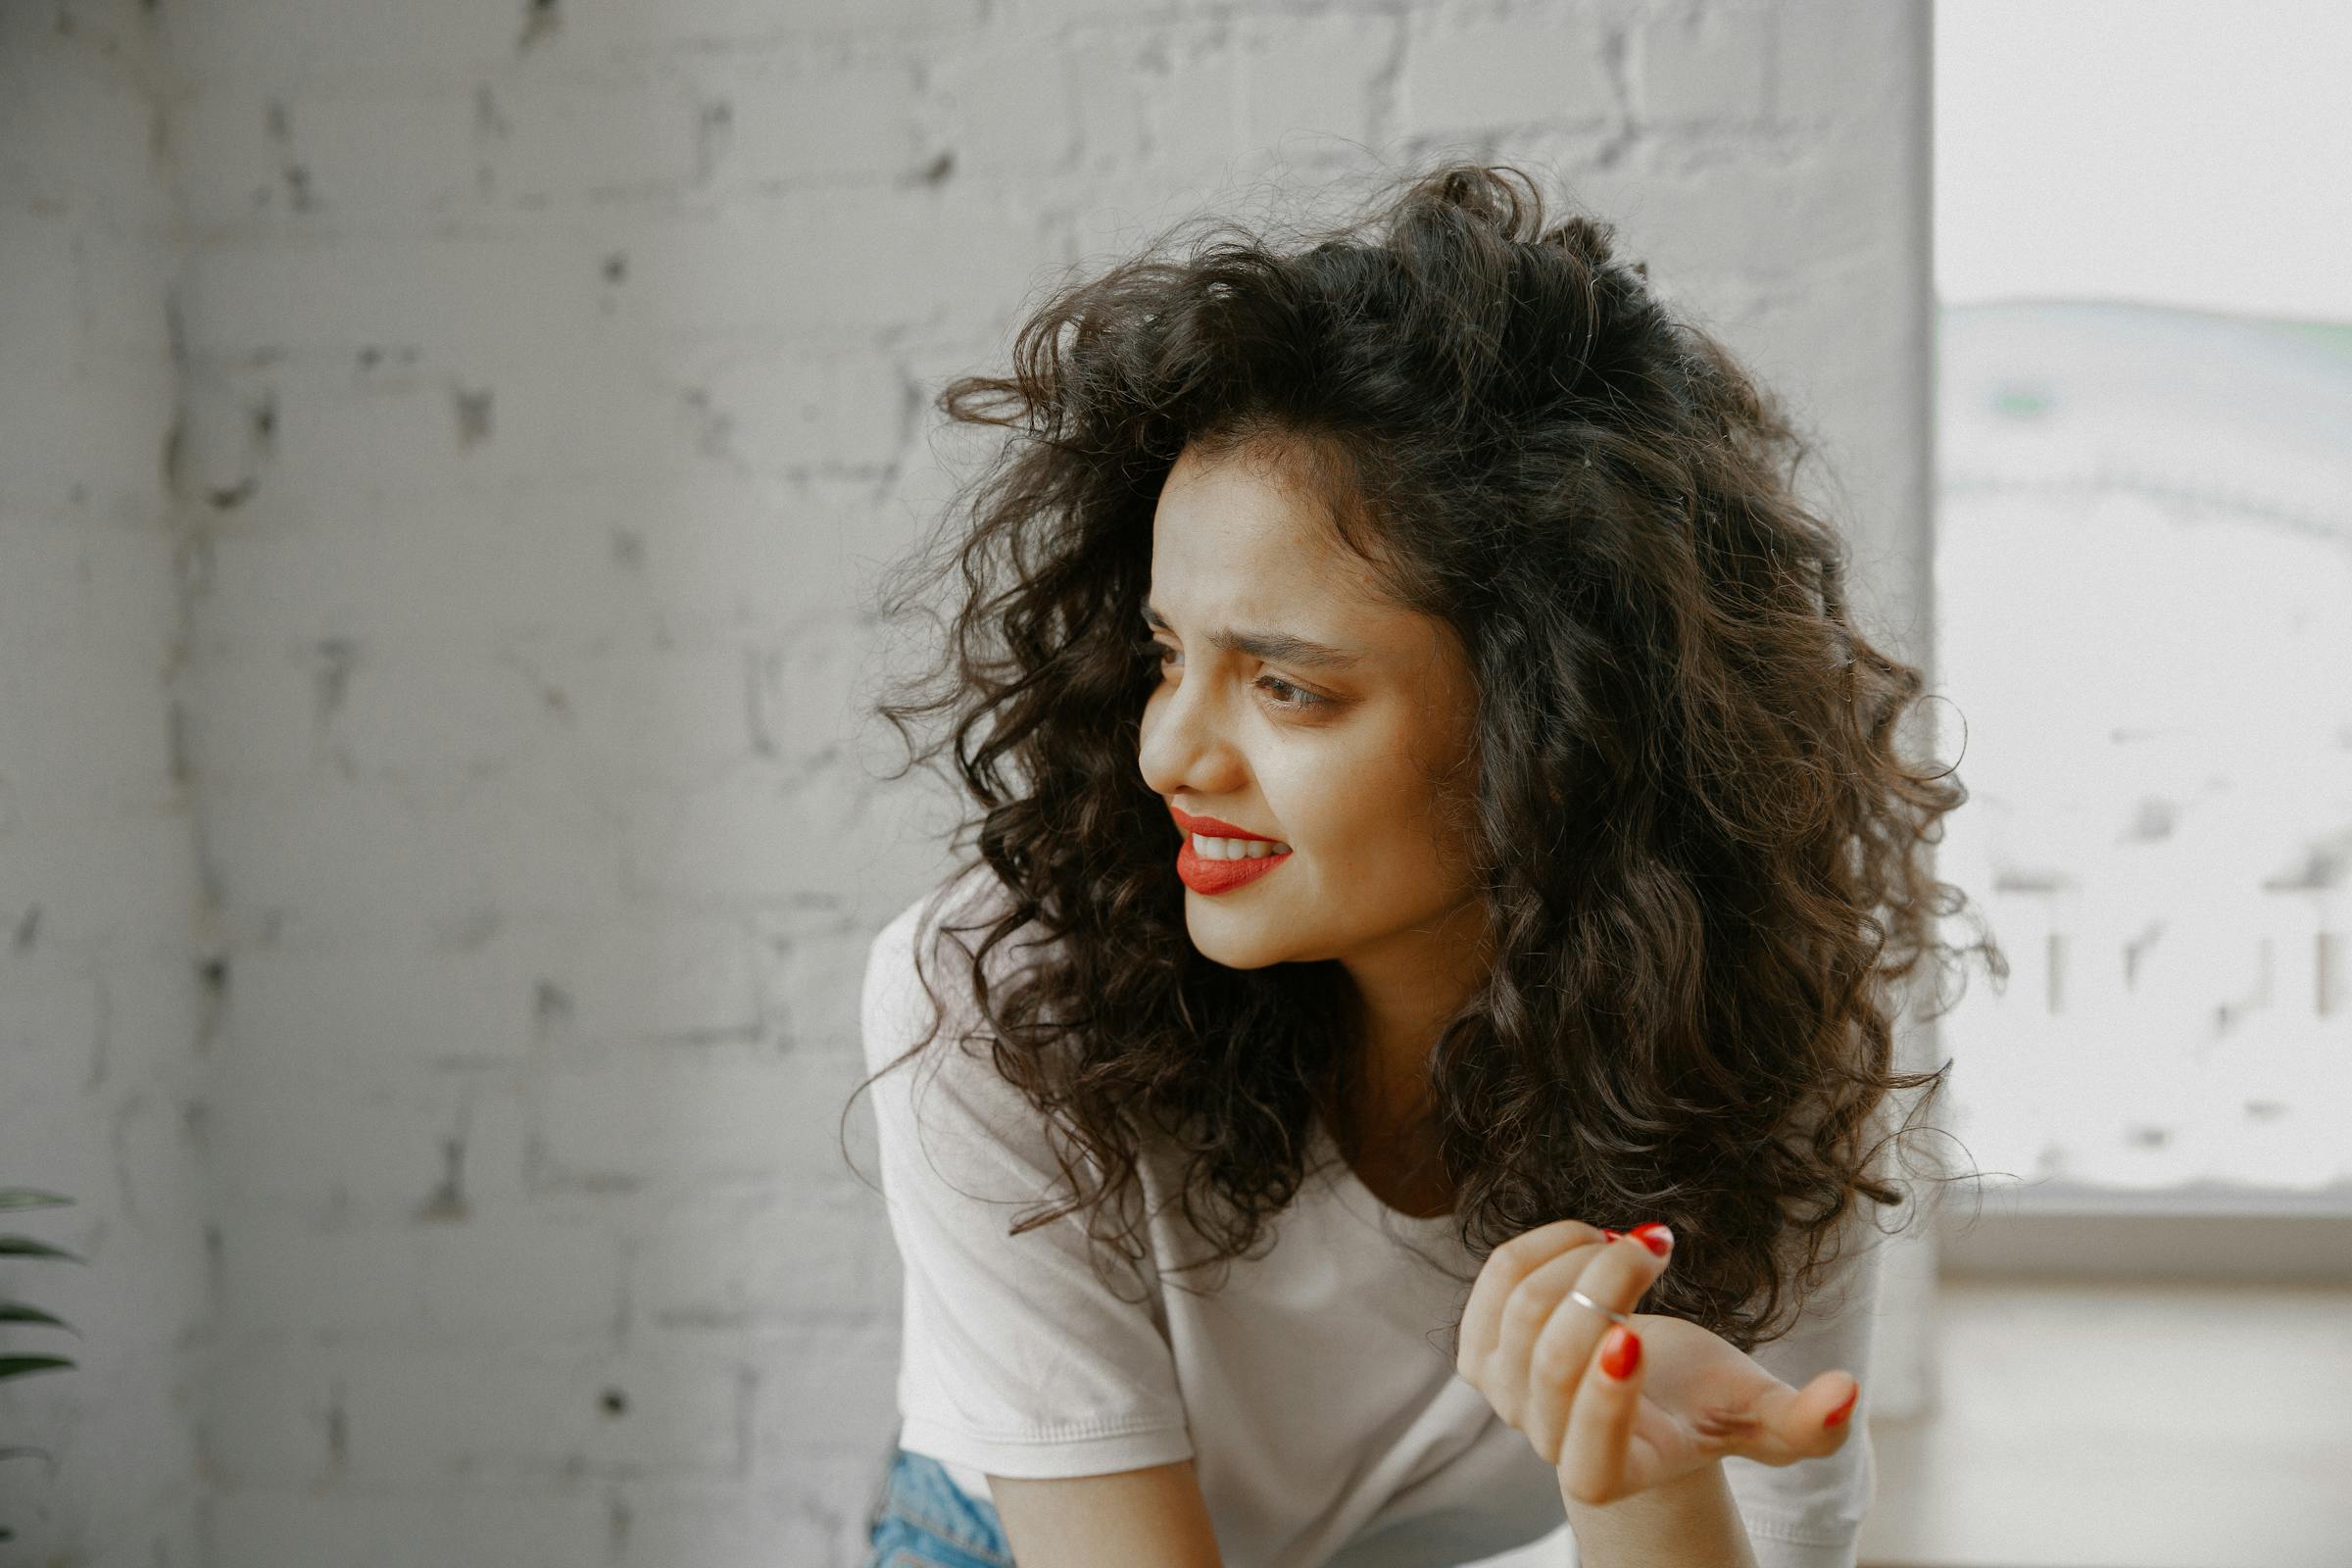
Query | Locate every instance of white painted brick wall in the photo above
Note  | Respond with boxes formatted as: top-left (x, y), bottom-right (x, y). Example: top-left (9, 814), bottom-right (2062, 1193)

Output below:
top-left (0, 1), bottom-right (1932, 1563)
top-left (0, 0), bottom-right (212, 1563)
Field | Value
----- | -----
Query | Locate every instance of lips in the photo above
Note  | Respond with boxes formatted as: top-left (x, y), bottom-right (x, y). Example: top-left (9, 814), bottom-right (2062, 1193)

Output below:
top-left (1169, 804), bottom-right (1292, 895)
top-left (1169, 805), bottom-right (1282, 843)
top-left (1176, 833), bottom-right (1291, 894)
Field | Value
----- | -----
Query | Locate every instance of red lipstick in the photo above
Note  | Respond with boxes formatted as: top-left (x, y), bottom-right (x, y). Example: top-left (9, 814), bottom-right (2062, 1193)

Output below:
top-left (1169, 806), bottom-right (1279, 841)
top-left (1170, 804), bottom-right (1292, 895)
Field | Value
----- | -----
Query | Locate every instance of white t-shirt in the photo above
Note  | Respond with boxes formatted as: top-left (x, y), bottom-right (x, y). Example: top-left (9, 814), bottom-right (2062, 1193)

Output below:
top-left (862, 870), bottom-right (1882, 1568)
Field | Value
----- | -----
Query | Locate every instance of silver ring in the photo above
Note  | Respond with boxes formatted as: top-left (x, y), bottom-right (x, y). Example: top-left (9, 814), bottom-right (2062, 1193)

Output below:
top-left (1566, 1287), bottom-right (1632, 1327)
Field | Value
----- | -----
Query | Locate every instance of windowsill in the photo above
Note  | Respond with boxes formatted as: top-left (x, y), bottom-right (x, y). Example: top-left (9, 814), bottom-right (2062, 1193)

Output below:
top-left (1933, 1181), bottom-right (2352, 1283)
top-left (1856, 1274), bottom-right (2352, 1567)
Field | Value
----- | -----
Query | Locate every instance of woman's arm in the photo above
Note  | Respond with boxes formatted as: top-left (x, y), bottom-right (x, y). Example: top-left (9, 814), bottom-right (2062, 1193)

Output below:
top-left (990, 1459), bottom-right (1226, 1568)
top-left (1563, 1457), bottom-right (1761, 1568)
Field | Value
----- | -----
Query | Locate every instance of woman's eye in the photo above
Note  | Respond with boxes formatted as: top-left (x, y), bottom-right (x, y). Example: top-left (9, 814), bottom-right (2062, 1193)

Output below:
top-left (1255, 674), bottom-right (1326, 710)
top-left (1145, 641), bottom-right (1327, 712)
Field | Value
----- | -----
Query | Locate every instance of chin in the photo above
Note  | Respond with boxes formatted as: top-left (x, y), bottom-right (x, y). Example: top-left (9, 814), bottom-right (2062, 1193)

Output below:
top-left (1183, 910), bottom-right (1294, 970)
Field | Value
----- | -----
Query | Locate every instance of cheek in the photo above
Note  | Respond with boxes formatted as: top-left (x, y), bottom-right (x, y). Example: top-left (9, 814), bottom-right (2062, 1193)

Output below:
top-left (1354, 732), bottom-right (1484, 883)
top-left (1281, 743), bottom-right (1455, 872)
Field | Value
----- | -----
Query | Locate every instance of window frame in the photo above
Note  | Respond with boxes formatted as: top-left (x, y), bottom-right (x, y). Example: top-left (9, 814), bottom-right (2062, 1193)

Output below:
top-left (1935, 1177), bottom-right (2352, 1282)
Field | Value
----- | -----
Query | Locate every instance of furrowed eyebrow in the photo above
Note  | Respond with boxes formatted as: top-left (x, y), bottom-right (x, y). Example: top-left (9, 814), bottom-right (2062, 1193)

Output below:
top-left (1142, 603), bottom-right (1364, 670)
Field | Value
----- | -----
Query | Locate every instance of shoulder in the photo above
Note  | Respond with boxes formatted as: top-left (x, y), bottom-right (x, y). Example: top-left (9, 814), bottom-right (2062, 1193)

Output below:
top-left (869, 860), bottom-right (1062, 981)
top-left (866, 862), bottom-right (990, 986)
top-left (862, 863), bottom-right (1046, 1064)
top-left (860, 862), bottom-right (1085, 1123)
top-left (860, 866), bottom-right (1149, 1241)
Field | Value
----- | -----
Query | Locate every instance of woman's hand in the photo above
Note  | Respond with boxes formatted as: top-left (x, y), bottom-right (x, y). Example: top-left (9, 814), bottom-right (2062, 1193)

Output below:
top-left (1455, 1218), bottom-right (1862, 1506)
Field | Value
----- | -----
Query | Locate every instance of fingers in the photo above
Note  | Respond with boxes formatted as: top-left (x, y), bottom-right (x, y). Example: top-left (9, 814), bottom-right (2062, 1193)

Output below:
top-left (1558, 1321), bottom-right (1648, 1505)
top-left (1455, 1218), bottom-right (1607, 1381)
top-left (1740, 1370), bottom-right (1863, 1464)
top-left (1513, 1227), bottom-right (1673, 1461)
top-left (1789, 1371), bottom-right (1864, 1456)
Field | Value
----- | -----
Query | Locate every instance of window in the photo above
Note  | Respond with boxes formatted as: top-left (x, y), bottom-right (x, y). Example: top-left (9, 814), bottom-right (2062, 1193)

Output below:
top-left (1931, 1), bottom-right (2352, 1280)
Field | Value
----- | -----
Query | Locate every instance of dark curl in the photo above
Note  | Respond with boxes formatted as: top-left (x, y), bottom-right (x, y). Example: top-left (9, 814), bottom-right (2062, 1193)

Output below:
top-left (844, 160), bottom-right (2004, 1354)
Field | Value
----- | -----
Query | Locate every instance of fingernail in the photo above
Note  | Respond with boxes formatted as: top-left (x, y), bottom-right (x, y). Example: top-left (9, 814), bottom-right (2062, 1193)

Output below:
top-left (1599, 1325), bottom-right (1642, 1380)
top-left (1600, 1228), bottom-right (1622, 1242)
top-left (1823, 1384), bottom-right (1859, 1429)
top-left (1630, 1222), bottom-right (1673, 1258)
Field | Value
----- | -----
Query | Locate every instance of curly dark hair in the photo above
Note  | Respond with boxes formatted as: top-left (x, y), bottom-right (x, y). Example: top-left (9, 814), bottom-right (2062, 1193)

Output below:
top-left (843, 160), bottom-right (2003, 1354)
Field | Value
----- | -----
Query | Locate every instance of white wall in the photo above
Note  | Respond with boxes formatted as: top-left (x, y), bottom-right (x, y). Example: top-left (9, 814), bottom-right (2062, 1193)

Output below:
top-left (0, 1), bottom-right (1935, 1563)
top-left (0, 0), bottom-right (212, 1561)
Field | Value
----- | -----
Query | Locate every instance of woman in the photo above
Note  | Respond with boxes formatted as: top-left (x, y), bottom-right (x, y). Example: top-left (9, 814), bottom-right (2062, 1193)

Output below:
top-left (846, 162), bottom-right (1997, 1568)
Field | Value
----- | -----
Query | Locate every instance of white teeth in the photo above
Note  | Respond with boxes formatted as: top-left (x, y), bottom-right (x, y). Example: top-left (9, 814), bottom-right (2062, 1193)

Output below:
top-left (1192, 832), bottom-right (1293, 860)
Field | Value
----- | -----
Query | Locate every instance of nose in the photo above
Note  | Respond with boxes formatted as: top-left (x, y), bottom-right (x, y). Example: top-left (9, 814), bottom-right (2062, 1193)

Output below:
top-left (1138, 662), bottom-right (1246, 802)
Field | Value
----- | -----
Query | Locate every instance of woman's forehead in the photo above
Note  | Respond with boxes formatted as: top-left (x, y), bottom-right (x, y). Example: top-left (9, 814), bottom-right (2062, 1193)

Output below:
top-left (1153, 452), bottom-right (1381, 607)
top-left (1152, 439), bottom-right (1469, 682)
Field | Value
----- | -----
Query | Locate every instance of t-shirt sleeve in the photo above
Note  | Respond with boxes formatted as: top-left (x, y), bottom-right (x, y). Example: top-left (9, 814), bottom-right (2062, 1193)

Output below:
top-left (863, 884), bottom-right (1196, 1480)
top-left (1720, 1221), bottom-right (1886, 1568)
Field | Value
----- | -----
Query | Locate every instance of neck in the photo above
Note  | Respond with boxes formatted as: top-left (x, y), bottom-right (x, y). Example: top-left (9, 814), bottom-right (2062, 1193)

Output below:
top-left (1328, 895), bottom-right (1492, 1131)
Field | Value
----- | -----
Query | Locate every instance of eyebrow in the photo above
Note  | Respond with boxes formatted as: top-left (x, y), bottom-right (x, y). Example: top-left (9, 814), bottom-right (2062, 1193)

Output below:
top-left (1142, 603), bottom-right (1365, 670)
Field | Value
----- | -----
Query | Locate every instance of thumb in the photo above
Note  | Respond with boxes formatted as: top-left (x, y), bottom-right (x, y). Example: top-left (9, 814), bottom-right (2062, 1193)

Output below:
top-left (1764, 1371), bottom-right (1861, 1460)
top-left (1734, 1372), bottom-right (1860, 1464)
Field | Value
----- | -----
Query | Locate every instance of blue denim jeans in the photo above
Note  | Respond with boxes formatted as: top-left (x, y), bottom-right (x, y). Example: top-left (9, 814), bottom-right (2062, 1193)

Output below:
top-left (863, 1445), bottom-right (1017, 1568)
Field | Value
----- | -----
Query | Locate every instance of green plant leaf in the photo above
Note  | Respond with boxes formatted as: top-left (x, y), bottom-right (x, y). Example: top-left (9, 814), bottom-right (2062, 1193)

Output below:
top-left (0, 1355), bottom-right (75, 1382)
top-left (0, 1302), bottom-right (76, 1333)
top-left (0, 1239), bottom-right (85, 1263)
top-left (0, 1193), bottom-right (77, 1544)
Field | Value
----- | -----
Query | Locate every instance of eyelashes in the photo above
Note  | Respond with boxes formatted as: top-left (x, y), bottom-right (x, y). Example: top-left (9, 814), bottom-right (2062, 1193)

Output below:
top-left (1253, 671), bottom-right (1327, 710)
top-left (1142, 640), bottom-right (1331, 712)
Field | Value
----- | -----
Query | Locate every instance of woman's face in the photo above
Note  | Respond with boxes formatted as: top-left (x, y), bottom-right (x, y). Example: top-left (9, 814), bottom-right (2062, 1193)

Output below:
top-left (1137, 439), bottom-right (1487, 980)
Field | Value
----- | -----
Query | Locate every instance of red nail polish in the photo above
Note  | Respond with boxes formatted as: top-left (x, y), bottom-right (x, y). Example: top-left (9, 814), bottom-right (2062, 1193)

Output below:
top-left (1629, 1222), bottom-right (1673, 1257)
top-left (1600, 1228), bottom-right (1622, 1241)
top-left (1823, 1384), bottom-right (1859, 1428)
top-left (1599, 1325), bottom-right (1642, 1380)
